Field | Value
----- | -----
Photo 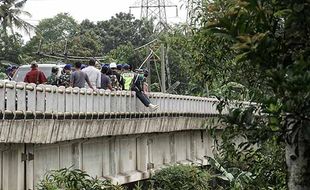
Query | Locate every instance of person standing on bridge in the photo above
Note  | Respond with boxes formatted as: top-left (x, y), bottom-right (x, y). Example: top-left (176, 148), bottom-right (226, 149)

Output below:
top-left (70, 62), bottom-right (94, 89)
top-left (121, 64), bottom-right (135, 91)
top-left (46, 66), bottom-right (59, 86)
top-left (100, 65), bottom-right (113, 90)
top-left (109, 62), bottom-right (124, 90)
top-left (82, 58), bottom-right (101, 89)
top-left (24, 63), bottom-right (47, 85)
top-left (132, 69), bottom-right (159, 110)
top-left (59, 64), bottom-right (72, 87)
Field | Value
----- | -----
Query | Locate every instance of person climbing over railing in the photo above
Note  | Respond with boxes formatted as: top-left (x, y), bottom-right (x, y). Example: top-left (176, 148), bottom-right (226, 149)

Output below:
top-left (132, 69), bottom-right (159, 110)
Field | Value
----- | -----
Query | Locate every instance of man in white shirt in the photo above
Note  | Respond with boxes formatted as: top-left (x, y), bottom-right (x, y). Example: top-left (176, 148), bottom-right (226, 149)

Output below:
top-left (82, 58), bottom-right (101, 89)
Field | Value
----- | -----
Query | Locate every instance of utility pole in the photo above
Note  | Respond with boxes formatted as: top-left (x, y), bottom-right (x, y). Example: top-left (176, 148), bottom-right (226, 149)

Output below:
top-left (147, 50), bottom-right (151, 91)
top-left (161, 44), bottom-right (166, 93)
top-left (165, 44), bottom-right (171, 88)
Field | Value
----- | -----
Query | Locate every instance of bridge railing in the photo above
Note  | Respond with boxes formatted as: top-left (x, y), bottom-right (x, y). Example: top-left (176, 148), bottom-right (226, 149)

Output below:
top-left (0, 81), bottom-right (220, 115)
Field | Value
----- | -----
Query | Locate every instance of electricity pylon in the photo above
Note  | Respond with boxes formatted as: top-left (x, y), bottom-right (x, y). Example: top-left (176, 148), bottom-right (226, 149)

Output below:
top-left (129, 0), bottom-right (178, 32)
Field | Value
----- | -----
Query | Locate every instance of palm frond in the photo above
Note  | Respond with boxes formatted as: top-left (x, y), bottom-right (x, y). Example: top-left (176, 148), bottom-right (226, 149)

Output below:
top-left (14, 0), bottom-right (27, 9)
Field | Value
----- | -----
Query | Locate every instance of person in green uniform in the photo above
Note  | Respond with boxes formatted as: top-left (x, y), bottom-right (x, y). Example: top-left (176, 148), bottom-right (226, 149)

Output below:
top-left (59, 64), bottom-right (72, 87)
top-left (46, 67), bottom-right (59, 86)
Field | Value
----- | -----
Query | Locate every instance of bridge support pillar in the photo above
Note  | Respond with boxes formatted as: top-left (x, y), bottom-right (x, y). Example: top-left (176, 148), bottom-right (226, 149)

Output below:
top-left (137, 136), bottom-right (148, 174)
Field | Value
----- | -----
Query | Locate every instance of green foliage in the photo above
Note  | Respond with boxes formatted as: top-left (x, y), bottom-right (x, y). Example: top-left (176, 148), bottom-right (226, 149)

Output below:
top-left (207, 156), bottom-right (254, 190)
top-left (22, 12), bottom-right (155, 63)
top-left (37, 168), bottom-right (125, 190)
top-left (202, 0), bottom-right (310, 117)
top-left (150, 164), bottom-right (210, 190)
top-left (210, 103), bottom-right (287, 189)
top-left (106, 43), bottom-right (146, 69)
top-left (191, 0), bottom-right (309, 188)
top-left (36, 13), bottom-right (79, 42)
top-left (0, 0), bottom-right (34, 64)
top-left (159, 26), bottom-right (201, 95)
top-left (23, 13), bottom-right (79, 56)
top-left (96, 13), bottom-right (155, 54)
top-left (69, 30), bottom-right (101, 57)
top-left (0, 30), bottom-right (24, 64)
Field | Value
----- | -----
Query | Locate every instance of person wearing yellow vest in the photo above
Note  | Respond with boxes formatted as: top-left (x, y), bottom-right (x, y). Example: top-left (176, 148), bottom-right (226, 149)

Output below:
top-left (121, 64), bottom-right (135, 91)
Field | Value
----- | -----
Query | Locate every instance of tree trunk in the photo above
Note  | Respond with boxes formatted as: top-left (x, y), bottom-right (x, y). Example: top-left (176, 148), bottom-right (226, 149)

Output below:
top-left (286, 122), bottom-right (310, 190)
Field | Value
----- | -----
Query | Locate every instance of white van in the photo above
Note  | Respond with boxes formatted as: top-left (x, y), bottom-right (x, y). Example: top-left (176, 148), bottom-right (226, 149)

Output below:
top-left (12, 64), bottom-right (65, 82)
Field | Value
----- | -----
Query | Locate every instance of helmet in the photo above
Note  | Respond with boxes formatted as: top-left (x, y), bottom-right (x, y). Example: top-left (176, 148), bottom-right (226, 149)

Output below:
top-left (101, 65), bottom-right (110, 74)
top-left (123, 64), bottom-right (130, 70)
top-left (103, 63), bottom-right (110, 68)
top-left (110, 62), bottom-right (117, 69)
top-left (117, 64), bottom-right (123, 70)
top-left (64, 64), bottom-right (72, 70)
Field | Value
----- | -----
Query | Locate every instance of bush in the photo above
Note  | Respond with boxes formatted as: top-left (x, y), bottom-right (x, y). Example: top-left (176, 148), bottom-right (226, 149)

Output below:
top-left (37, 168), bottom-right (125, 190)
top-left (151, 164), bottom-right (210, 190)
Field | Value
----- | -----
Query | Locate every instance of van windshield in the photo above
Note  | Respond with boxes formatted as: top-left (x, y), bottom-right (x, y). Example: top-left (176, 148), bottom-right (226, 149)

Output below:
top-left (13, 66), bottom-right (54, 82)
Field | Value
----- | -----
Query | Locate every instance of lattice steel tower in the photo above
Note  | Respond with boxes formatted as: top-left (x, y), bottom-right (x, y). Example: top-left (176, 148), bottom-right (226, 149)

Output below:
top-left (130, 0), bottom-right (178, 31)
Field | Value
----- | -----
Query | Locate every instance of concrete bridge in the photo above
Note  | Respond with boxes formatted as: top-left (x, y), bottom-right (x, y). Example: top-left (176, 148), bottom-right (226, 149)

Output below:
top-left (0, 81), bottom-right (222, 190)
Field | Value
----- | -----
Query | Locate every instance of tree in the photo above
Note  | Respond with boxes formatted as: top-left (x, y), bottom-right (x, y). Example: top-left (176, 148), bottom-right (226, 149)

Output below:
top-left (193, 0), bottom-right (309, 189)
top-left (23, 12), bottom-right (155, 62)
top-left (0, 29), bottom-right (23, 64)
top-left (106, 43), bottom-right (146, 68)
top-left (36, 13), bottom-right (78, 43)
top-left (23, 13), bottom-right (81, 61)
top-left (68, 29), bottom-right (101, 57)
top-left (0, 0), bottom-right (34, 39)
top-left (96, 12), bottom-right (155, 53)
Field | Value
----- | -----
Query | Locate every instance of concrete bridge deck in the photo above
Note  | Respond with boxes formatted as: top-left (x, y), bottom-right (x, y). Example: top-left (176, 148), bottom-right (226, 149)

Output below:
top-left (0, 81), bottom-right (222, 189)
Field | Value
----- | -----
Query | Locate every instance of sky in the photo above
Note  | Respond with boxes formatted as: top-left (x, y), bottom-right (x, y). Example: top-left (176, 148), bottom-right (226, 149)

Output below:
top-left (22, 0), bottom-right (188, 25)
